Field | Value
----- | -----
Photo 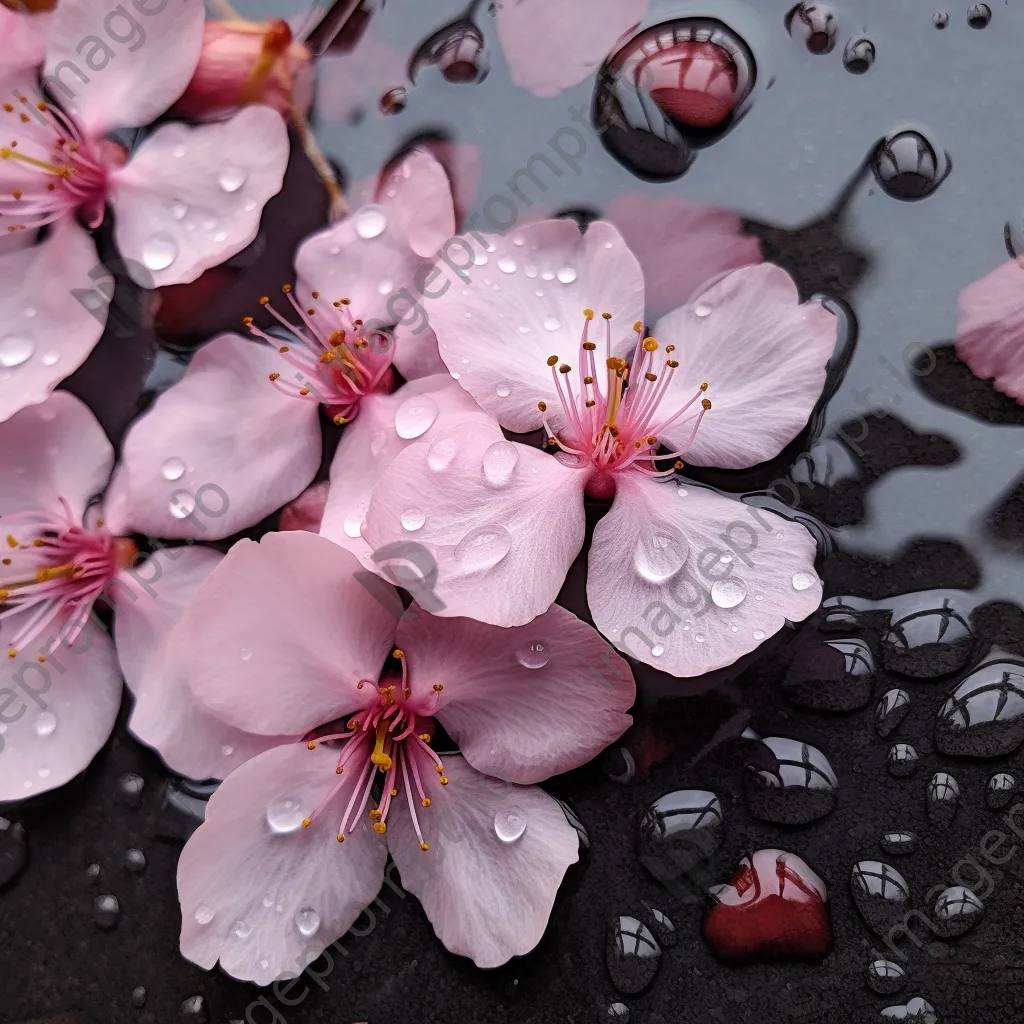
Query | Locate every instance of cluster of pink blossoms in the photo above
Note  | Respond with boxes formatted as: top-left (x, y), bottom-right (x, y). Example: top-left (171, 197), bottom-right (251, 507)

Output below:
top-left (0, 0), bottom-right (870, 986)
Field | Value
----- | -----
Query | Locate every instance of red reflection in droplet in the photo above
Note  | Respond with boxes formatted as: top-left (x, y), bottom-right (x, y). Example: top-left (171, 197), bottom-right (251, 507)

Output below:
top-left (638, 40), bottom-right (739, 129)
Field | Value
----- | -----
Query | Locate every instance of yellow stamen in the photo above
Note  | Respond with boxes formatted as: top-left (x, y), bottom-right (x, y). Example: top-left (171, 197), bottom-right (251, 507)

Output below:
top-left (393, 649), bottom-right (404, 659)
top-left (702, 398), bottom-right (712, 410)
top-left (432, 684), bottom-right (443, 693)
top-left (0, 147), bottom-right (71, 177)
top-left (700, 381), bottom-right (708, 391)
top-left (420, 841), bottom-right (429, 851)
top-left (537, 401), bottom-right (547, 412)
top-left (35, 564), bottom-right (77, 584)
top-left (370, 721), bottom-right (392, 770)
top-left (439, 776), bottom-right (449, 785)
top-left (0, 589), bottom-right (7, 601)
top-left (301, 817), bottom-right (312, 828)
top-left (369, 808), bottom-right (382, 820)
top-left (307, 740), bottom-right (317, 749)
top-left (390, 788), bottom-right (398, 797)
top-left (6, 648), bottom-right (16, 659)
top-left (269, 372), bottom-right (280, 381)
top-left (583, 308), bottom-right (594, 319)
top-left (546, 355), bottom-right (558, 367)
top-left (421, 797), bottom-right (431, 807)
top-left (333, 415), bottom-right (348, 425)
top-left (6, 535), bottom-right (17, 548)
top-left (336, 833), bottom-right (345, 843)
top-left (642, 337), bottom-right (658, 352)
top-left (373, 821), bottom-right (387, 834)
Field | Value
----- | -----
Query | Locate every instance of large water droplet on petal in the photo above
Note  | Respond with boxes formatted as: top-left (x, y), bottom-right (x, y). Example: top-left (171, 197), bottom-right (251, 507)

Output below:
top-left (427, 437), bottom-right (456, 471)
top-left (194, 903), bottom-right (215, 925)
top-left (266, 797), bottom-right (305, 834)
top-left (557, 266), bottom-right (577, 284)
top-left (142, 233), bottom-right (178, 271)
top-left (342, 515), bottom-right (363, 538)
top-left (171, 200), bottom-right (188, 220)
top-left (401, 507), bottom-right (425, 531)
top-left (161, 457), bottom-right (186, 481)
top-left (169, 490), bottom-right (195, 519)
top-left (296, 907), bottom-right (321, 937)
top-left (454, 524), bottom-right (512, 571)
top-left (34, 711), bottom-right (57, 738)
top-left (711, 577), bottom-right (747, 609)
top-left (394, 396), bottom-right (439, 439)
top-left (482, 439), bottom-right (518, 486)
top-left (498, 256), bottom-right (517, 274)
top-left (543, 316), bottom-right (561, 331)
top-left (633, 527), bottom-right (688, 583)
top-left (516, 641), bottom-right (549, 669)
top-left (792, 571), bottom-right (818, 591)
top-left (0, 333), bottom-right (35, 368)
top-left (494, 804), bottom-right (527, 843)
top-left (218, 166), bottom-right (248, 192)
top-left (233, 918), bottom-right (253, 939)
top-left (354, 205), bottom-right (388, 239)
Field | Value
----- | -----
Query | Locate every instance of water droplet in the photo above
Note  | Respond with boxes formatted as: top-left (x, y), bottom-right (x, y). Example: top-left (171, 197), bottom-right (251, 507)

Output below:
top-left (39, 351), bottom-right (58, 367)
top-left (33, 710), bottom-right (57, 738)
top-left (867, 959), bottom-right (907, 995)
top-left (233, 918), bottom-right (253, 939)
top-left (394, 395), bottom-right (439, 438)
top-left (454, 524), bottom-right (512, 571)
top-left (482, 439), bottom-right (519, 486)
top-left (753, 629), bottom-right (766, 641)
top-left (117, 773), bottom-right (145, 808)
top-left (378, 278), bottom-right (394, 295)
top-left (875, 688), bottom-right (912, 737)
top-left (131, 986), bottom-right (147, 1008)
top-left (172, 144), bottom-right (186, 158)
top-left (694, 302), bottom-right (712, 317)
top-left (179, 994), bottom-right (209, 1023)
top-left (161, 457), bottom-right (186, 481)
top-left (933, 885), bottom-right (984, 936)
top-left (792, 572), bottom-right (817, 591)
top-left (933, 11), bottom-right (949, 28)
top-left (94, 893), bottom-right (121, 929)
top-left (967, 3), bottom-right (991, 28)
top-left (743, 737), bottom-right (838, 825)
top-left (541, 270), bottom-right (554, 281)
top-left (518, 324), bottom-right (530, 334)
top-left (171, 199), bottom-right (188, 220)
top-left (0, 333), bottom-right (35, 368)
top-left (543, 316), bottom-right (560, 331)
top-left (651, 644), bottom-right (665, 657)
top-left (926, 771), bottom-right (960, 826)
top-left (239, 647), bottom-right (252, 662)
top-left (194, 903), bottom-right (214, 925)
top-left (880, 830), bottom-right (917, 856)
top-left (401, 507), bottom-right (425, 531)
top-left (637, 790), bottom-right (722, 889)
top-left (516, 641), bottom-right (549, 669)
top-left (497, 256), bottom-right (517, 274)
top-left (213, 229), bottom-right (228, 243)
top-left (495, 382), bottom-right (511, 398)
top-left (141, 233), bottom-right (178, 271)
top-left (934, 655), bottom-right (1024, 757)
top-left (987, 772), bottom-right (1017, 810)
top-left (85, 862), bottom-right (101, 882)
top-left (633, 527), bottom-right (688, 583)
top-left (842, 37), bottom-right (875, 73)
top-left (266, 796), bottom-right (305, 834)
top-left (711, 577), bottom-right (747, 609)
top-left (556, 266), bottom-right (577, 284)
top-left (872, 130), bottom-right (948, 200)
top-left (169, 490), bottom-right (195, 519)
top-left (785, 2), bottom-right (837, 53)
top-left (887, 742), bottom-right (918, 777)
top-left (354, 204), bottom-right (388, 240)
top-left (850, 860), bottom-right (910, 937)
top-left (606, 1002), bottom-right (630, 1021)
top-left (427, 437), bottom-right (456, 471)
top-left (494, 804), bottom-right (527, 843)
top-left (342, 515), bottom-right (363, 538)
top-left (296, 906), bottom-right (320, 937)
top-left (123, 848), bottom-right (146, 874)
top-left (607, 915), bottom-right (662, 994)
top-left (218, 166), bottom-right (247, 192)
top-left (221, 744), bottom-right (234, 756)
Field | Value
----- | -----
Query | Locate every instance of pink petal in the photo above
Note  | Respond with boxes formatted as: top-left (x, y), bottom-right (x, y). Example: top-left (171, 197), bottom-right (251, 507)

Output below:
top-left (108, 105), bottom-right (289, 287)
top-left (495, 0), bottom-right (648, 98)
top-left (648, 265), bottom-right (837, 469)
top-left (177, 742), bottom-right (387, 985)
top-left (0, 613), bottom-right (121, 801)
top-left (0, 217), bottom-right (106, 425)
top-left (115, 547), bottom-right (295, 780)
top-left (956, 258), bottom-right (1024, 402)
top-left (44, 0), bottom-right (204, 136)
top-left (320, 376), bottom-right (492, 565)
top-left (387, 754), bottom-right (579, 966)
top-left (391, 323), bottom-right (447, 381)
top-left (377, 148), bottom-right (456, 258)
top-left (279, 480), bottom-right (331, 533)
top-left (605, 192), bottom-right (762, 320)
top-left (587, 472), bottom-right (822, 677)
top-left (430, 219), bottom-right (644, 433)
top-left (0, 391), bottom-right (112, 520)
top-left (102, 333), bottom-right (322, 542)
top-left (396, 605), bottom-right (634, 784)
top-left (171, 532), bottom-right (398, 735)
top-left (362, 429), bottom-right (588, 626)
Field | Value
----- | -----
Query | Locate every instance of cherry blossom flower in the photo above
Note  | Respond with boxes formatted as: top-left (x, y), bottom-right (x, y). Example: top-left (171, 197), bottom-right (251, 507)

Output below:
top-left (359, 219), bottom-right (835, 677)
top-left (0, 392), bottom-right (243, 800)
top-left (0, 0), bottom-right (289, 425)
top-left (168, 530), bottom-right (635, 976)
top-left (102, 149), bottom-right (456, 542)
top-left (955, 257), bottom-right (1024, 402)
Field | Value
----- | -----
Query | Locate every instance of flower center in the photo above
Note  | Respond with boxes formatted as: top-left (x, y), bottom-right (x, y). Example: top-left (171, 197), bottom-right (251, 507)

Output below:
top-left (243, 284), bottom-right (395, 424)
top-left (537, 310), bottom-right (712, 496)
top-left (0, 96), bottom-right (119, 232)
top-left (301, 651), bottom-right (446, 851)
top-left (0, 500), bottom-right (137, 659)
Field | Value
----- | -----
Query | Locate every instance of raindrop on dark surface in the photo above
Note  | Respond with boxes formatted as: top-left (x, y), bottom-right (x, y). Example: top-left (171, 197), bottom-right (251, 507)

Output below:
top-left (116, 772), bottom-right (145, 808)
top-left (926, 772), bottom-right (960, 827)
top-left (879, 997), bottom-right (938, 1022)
top-left (606, 914), bottom-right (662, 994)
top-left (637, 900), bottom-right (677, 948)
top-left (93, 893), bottom-right (121, 929)
top-left (880, 830), bottom-right (918, 856)
top-left (967, 3), bottom-right (991, 29)
top-left (879, 595), bottom-right (974, 676)
top-left (782, 635), bottom-right (875, 711)
top-left (0, 817), bottom-right (27, 887)
top-left (637, 789), bottom-right (723, 889)
top-left (843, 38), bottom-right (876, 74)
top-left (872, 131), bottom-right (950, 202)
top-left (887, 743), bottom-right (919, 778)
top-left (179, 994), bottom-right (209, 1023)
top-left (555, 798), bottom-right (590, 850)
top-left (743, 737), bottom-right (838, 824)
top-left (867, 958), bottom-right (908, 995)
top-left (605, 1004), bottom-right (630, 1022)
top-left (933, 12), bottom-right (949, 28)
top-left (410, 19), bottom-right (487, 84)
top-left (123, 848), bottom-right (147, 874)
top-left (934, 654), bottom-right (1024, 757)
top-left (875, 689), bottom-right (912, 737)
top-left (850, 860), bottom-right (911, 937)
top-left (131, 986), bottom-right (147, 1009)
top-left (932, 885), bottom-right (984, 937)
top-left (380, 87), bottom-right (407, 115)
top-left (785, 3), bottom-right (838, 54)
top-left (986, 772), bottom-right (1017, 810)
top-left (85, 862), bottom-right (101, 883)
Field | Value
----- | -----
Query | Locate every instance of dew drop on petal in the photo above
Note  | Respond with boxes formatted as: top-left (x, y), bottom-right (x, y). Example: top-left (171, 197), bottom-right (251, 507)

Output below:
top-left (753, 629), bottom-right (766, 641)
top-left (633, 528), bottom-right (688, 583)
top-left (473, 251), bottom-right (488, 266)
top-left (651, 644), bottom-right (665, 657)
top-left (378, 278), bottom-right (394, 295)
top-left (161, 457), bottom-right (186, 481)
top-left (171, 200), bottom-right (188, 220)
top-left (239, 648), bottom-right (252, 663)
top-left (142, 234), bottom-right (178, 272)
top-left (266, 797), bottom-right (305, 834)
top-left (543, 316), bottom-right (560, 331)
top-left (213, 229), bottom-right (228, 243)
top-left (694, 302), bottom-right (712, 317)
top-left (524, 265), bottom-right (538, 278)
top-left (711, 577), bottom-right (747, 609)
top-left (342, 515), bottom-right (363, 538)
top-left (495, 382), bottom-right (511, 398)
top-left (0, 334), bottom-right (35, 368)
top-left (394, 395), bottom-right (439, 438)
top-left (194, 904), bottom-right (215, 925)
top-left (518, 324), bottom-right (531, 334)
top-left (792, 572), bottom-right (818, 591)
top-left (40, 351), bottom-right (58, 367)
top-left (172, 144), bottom-right (186, 158)
top-left (556, 266), bottom-right (577, 284)
top-left (218, 166), bottom-right (248, 192)
top-left (296, 907), bottom-right (321, 937)
top-left (354, 205), bottom-right (388, 239)
top-left (233, 919), bottom-right (253, 939)
top-left (482, 439), bottom-right (518, 486)
top-left (516, 641), bottom-right (549, 669)
top-left (454, 524), bottom-right (512, 571)
top-left (494, 805), bottom-right (527, 843)
top-left (169, 490), bottom-right (195, 518)
top-left (427, 437), bottom-right (456, 471)
top-left (33, 711), bottom-right (56, 738)
top-left (401, 507), bottom-right (425, 531)
top-left (497, 256), bottom-right (517, 273)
